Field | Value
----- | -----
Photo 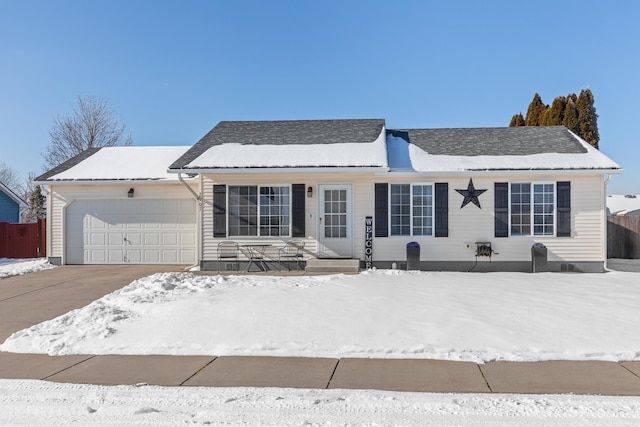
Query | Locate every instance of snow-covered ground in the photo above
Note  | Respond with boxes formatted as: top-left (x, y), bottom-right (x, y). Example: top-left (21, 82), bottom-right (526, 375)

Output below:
top-left (2, 269), bottom-right (640, 363)
top-left (0, 258), bottom-right (54, 279)
top-left (2, 380), bottom-right (640, 426)
top-left (2, 264), bottom-right (640, 425)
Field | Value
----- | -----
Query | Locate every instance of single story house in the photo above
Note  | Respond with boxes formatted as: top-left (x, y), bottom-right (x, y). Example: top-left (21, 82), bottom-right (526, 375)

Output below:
top-left (607, 194), bottom-right (640, 216)
top-left (35, 119), bottom-right (621, 272)
top-left (0, 181), bottom-right (28, 223)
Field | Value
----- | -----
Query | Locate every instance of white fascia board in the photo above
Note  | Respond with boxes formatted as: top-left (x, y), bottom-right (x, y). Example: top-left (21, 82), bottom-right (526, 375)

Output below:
top-left (378, 168), bottom-right (623, 177)
top-left (34, 178), bottom-right (196, 186)
top-left (169, 166), bottom-right (390, 174)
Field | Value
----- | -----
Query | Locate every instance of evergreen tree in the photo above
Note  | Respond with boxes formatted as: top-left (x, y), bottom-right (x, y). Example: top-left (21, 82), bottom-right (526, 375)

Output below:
top-left (509, 113), bottom-right (525, 126)
top-left (576, 88), bottom-right (600, 149)
top-left (545, 95), bottom-right (566, 126)
top-left (562, 96), bottom-right (579, 134)
top-left (23, 185), bottom-right (46, 223)
top-left (524, 93), bottom-right (547, 126)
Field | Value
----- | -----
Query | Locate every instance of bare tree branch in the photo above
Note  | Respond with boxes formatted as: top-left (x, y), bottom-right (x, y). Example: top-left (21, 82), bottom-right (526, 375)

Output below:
top-left (0, 161), bottom-right (25, 196)
top-left (43, 95), bottom-right (133, 169)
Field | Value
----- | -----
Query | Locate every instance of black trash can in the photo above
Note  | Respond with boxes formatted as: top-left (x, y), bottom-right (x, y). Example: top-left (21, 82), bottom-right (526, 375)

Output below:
top-left (531, 243), bottom-right (548, 273)
top-left (406, 242), bottom-right (420, 270)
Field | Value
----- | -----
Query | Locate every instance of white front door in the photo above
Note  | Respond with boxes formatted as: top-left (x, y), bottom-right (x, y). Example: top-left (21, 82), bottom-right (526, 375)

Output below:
top-left (317, 184), bottom-right (353, 257)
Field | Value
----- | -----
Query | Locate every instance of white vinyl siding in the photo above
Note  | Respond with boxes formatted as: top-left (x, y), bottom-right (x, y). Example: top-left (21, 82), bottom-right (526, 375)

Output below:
top-left (200, 172), bottom-right (607, 265)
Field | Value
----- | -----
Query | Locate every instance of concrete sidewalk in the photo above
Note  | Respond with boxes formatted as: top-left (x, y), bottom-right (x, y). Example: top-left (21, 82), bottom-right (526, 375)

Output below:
top-left (2, 352), bottom-right (640, 396)
top-left (2, 266), bottom-right (640, 395)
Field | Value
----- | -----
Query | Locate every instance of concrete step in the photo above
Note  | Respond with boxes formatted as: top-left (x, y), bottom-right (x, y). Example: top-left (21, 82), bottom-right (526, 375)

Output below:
top-left (305, 258), bottom-right (360, 274)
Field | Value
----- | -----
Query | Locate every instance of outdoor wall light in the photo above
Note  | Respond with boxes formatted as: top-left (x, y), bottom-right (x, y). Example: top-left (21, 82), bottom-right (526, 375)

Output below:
top-left (128, 188), bottom-right (134, 198)
top-left (307, 186), bottom-right (313, 198)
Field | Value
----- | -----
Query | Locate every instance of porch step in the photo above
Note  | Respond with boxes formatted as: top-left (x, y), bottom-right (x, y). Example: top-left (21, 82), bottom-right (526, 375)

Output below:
top-left (305, 258), bottom-right (360, 274)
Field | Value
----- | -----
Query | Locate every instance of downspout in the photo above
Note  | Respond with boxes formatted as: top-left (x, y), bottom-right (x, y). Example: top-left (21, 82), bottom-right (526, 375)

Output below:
top-left (43, 185), bottom-right (53, 264)
top-left (603, 174), bottom-right (612, 271)
top-left (178, 173), bottom-right (202, 271)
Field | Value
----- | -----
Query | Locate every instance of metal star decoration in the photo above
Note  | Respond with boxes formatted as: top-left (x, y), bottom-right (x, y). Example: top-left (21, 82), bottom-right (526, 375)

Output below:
top-left (455, 178), bottom-right (487, 209)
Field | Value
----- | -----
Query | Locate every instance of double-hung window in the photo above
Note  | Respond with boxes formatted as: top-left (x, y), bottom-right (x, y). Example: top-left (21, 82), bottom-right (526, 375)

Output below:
top-left (390, 183), bottom-right (433, 236)
top-left (228, 185), bottom-right (290, 237)
top-left (510, 182), bottom-right (555, 236)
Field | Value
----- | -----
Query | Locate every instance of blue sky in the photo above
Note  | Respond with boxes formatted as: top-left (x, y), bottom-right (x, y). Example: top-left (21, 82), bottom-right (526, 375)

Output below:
top-left (1, 0), bottom-right (638, 194)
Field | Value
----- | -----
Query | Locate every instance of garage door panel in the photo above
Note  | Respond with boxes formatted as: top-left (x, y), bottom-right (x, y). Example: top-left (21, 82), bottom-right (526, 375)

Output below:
top-left (162, 233), bottom-right (178, 246)
top-left (161, 250), bottom-right (178, 263)
top-left (126, 233), bottom-right (142, 245)
top-left (144, 233), bottom-right (160, 245)
top-left (90, 249), bottom-right (107, 263)
top-left (66, 199), bottom-right (197, 265)
top-left (90, 233), bottom-right (106, 246)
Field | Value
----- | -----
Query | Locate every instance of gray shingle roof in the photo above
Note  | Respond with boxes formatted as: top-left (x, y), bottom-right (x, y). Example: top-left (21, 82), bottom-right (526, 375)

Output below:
top-left (35, 148), bottom-right (102, 181)
top-left (388, 126), bottom-right (587, 156)
top-left (170, 119), bottom-right (385, 169)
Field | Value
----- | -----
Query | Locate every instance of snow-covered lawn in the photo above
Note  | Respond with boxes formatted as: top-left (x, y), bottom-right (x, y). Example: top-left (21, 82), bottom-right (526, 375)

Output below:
top-left (2, 269), bottom-right (639, 363)
top-left (0, 258), bottom-right (54, 279)
top-left (2, 268), bottom-right (640, 424)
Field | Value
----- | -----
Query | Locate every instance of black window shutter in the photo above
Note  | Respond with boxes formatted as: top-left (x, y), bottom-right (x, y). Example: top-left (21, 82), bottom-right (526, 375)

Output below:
top-left (374, 183), bottom-right (388, 237)
top-left (292, 184), bottom-right (306, 237)
top-left (557, 181), bottom-right (571, 237)
top-left (434, 183), bottom-right (448, 237)
top-left (494, 182), bottom-right (509, 238)
top-left (213, 184), bottom-right (227, 238)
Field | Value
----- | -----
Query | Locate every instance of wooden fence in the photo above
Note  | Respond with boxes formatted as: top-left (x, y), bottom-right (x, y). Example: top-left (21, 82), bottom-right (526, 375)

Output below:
top-left (608, 216), bottom-right (640, 259)
top-left (0, 219), bottom-right (46, 258)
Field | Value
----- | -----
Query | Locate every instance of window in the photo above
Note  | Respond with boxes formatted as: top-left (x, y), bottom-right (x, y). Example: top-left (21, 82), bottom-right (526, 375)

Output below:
top-left (510, 183), bottom-right (531, 236)
top-left (509, 182), bottom-right (555, 236)
top-left (228, 185), bottom-right (290, 237)
top-left (390, 184), bottom-right (433, 236)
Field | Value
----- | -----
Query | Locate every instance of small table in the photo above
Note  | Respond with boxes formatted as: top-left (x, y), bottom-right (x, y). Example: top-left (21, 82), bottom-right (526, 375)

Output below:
top-left (240, 244), bottom-right (272, 272)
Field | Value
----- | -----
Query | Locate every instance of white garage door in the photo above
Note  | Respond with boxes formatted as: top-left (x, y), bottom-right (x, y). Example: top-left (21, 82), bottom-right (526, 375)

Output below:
top-left (66, 199), bottom-right (197, 265)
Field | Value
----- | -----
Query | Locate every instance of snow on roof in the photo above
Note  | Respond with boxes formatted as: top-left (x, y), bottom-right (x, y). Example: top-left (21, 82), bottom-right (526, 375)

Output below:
top-left (387, 131), bottom-right (621, 172)
top-left (185, 128), bottom-right (388, 169)
top-left (607, 194), bottom-right (640, 215)
top-left (47, 146), bottom-right (191, 181)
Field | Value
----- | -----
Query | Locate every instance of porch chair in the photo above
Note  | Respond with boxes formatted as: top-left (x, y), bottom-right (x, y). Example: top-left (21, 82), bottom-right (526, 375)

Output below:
top-left (217, 241), bottom-right (239, 272)
top-left (278, 240), bottom-right (305, 271)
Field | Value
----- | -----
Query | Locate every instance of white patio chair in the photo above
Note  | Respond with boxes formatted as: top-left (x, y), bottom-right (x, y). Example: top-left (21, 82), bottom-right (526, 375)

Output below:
top-left (217, 241), bottom-right (239, 272)
top-left (278, 240), bottom-right (305, 271)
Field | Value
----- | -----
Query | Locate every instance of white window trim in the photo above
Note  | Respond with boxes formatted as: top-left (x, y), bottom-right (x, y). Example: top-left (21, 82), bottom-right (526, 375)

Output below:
top-left (508, 181), bottom-right (556, 237)
top-left (388, 182), bottom-right (435, 237)
top-left (227, 184), bottom-right (292, 238)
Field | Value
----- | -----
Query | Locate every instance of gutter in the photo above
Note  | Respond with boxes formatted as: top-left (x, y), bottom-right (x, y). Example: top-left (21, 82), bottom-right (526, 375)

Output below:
top-left (603, 174), bottom-right (613, 270)
top-left (379, 168), bottom-right (623, 177)
top-left (169, 166), bottom-right (389, 174)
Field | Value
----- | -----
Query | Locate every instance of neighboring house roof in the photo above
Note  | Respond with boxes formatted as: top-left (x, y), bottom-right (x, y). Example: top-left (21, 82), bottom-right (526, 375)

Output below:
top-left (169, 119), bottom-right (388, 170)
top-left (607, 194), bottom-right (640, 216)
top-left (0, 181), bottom-right (28, 209)
top-left (386, 126), bottom-right (621, 172)
top-left (35, 146), bottom-right (192, 182)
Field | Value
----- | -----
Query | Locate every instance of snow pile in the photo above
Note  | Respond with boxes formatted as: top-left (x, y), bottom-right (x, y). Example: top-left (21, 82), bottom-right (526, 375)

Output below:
top-left (0, 258), bottom-right (55, 279)
top-left (2, 269), bottom-right (640, 362)
top-left (2, 380), bottom-right (640, 426)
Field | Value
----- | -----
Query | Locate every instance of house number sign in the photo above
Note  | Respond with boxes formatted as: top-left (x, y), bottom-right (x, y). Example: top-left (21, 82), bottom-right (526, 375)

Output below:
top-left (365, 216), bottom-right (373, 269)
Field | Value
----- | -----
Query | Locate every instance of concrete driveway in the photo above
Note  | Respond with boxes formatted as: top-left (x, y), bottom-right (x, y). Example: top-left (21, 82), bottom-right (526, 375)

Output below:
top-left (0, 265), bottom-right (184, 342)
